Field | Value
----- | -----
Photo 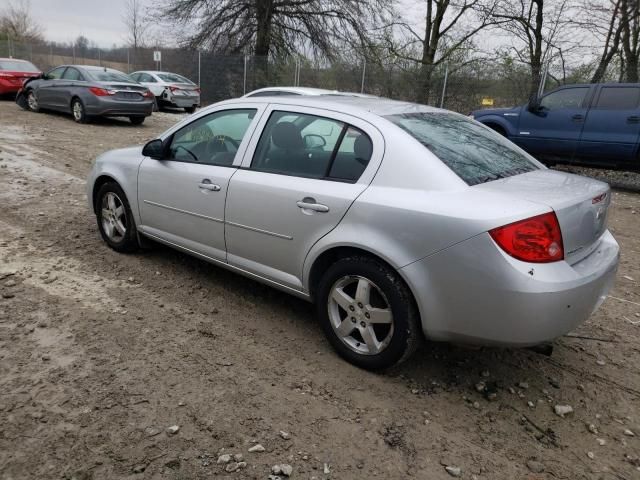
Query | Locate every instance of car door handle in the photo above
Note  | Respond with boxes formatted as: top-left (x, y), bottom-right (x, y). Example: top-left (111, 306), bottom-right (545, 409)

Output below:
top-left (571, 114), bottom-right (584, 122)
top-left (198, 181), bottom-right (221, 191)
top-left (296, 198), bottom-right (329, 213)
top-left (627, 115), bottom-right (640, 123)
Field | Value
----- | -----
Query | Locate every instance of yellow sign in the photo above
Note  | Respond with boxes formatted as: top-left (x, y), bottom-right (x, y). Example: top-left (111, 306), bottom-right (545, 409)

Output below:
top-left (481, 97), bottom-right (494, 106)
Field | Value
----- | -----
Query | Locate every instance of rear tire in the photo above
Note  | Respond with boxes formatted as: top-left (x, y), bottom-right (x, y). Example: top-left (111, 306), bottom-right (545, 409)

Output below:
top-left (129, 116), bottom-right (145, 125)
top-left (316, 256), bottom-right (421, 370)
top-left (71, 98), bottom-right (89, 123)
top-left (185, 106), bottom-right (197, 114)
top-left (95, 182), bottom-right (139, 253)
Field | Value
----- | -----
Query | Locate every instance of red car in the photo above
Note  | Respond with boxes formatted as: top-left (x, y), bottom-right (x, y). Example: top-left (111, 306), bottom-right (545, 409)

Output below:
top-left (0, 58), bottom-right (41, 96)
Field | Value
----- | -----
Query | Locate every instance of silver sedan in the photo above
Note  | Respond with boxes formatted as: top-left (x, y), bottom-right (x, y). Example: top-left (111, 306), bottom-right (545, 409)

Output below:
top-left (87, 96), bottom-right (619, 370)
top-left (129, 70), bottom-right (200, 113)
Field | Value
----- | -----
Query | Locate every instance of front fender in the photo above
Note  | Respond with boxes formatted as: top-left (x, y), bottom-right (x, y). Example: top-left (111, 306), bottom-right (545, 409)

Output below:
top-left (474, 115), bottom-right (517, 137)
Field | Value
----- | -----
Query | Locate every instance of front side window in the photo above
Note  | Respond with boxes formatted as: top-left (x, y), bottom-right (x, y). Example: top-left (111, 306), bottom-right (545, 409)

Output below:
top-left (168, 109), bottom-right (257, 166)
top-left (251, 111), bottom-right (372, 181)
top-left (386, 112), bottom-right (539, 186)
top-left (540, 87), bottom-right (588, 110)
top-left (596, 87), bottom-right (640, 109)
top-left (47, 67), bottom-right (66, 80)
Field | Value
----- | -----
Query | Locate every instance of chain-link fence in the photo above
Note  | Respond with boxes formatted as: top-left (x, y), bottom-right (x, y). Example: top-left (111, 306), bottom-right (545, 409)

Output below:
top-left (0, 39), bottom-right (536, 112)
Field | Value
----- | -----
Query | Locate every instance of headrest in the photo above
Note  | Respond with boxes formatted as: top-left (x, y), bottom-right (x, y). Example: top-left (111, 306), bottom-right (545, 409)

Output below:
top-left (354, 134), bottom-right (372, 161)
top-left (272, 122), bottom-right (304, 150)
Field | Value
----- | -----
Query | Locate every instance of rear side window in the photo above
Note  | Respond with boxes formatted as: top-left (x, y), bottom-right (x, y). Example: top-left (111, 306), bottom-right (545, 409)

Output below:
top-left (386, 112), bottom-right (539, 186)
top-left (62, 68), bottom-right (83, 81)
top-left (595, 87), bottom-right (640, 109)
top-left (86, 69), bottom-right (135, 83)
top-left (0, 60), bottom-right (39, 72)
top-left (251, 111), bottom-right (372, 182)
top-left (540, 87), bottom-right (588, 110)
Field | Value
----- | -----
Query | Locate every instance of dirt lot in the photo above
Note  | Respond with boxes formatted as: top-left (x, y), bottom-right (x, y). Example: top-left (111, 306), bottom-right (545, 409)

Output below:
top-left (0, 101), bottom-right (639, 480)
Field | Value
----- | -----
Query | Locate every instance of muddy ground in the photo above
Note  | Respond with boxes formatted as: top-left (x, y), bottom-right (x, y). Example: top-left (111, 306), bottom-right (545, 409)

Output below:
top-left (0, 101), bottom-right (639, 480)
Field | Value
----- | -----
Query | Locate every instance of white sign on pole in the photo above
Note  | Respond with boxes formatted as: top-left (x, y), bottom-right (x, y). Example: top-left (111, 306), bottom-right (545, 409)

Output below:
top-left (153, 51), bottom-right (162, 62)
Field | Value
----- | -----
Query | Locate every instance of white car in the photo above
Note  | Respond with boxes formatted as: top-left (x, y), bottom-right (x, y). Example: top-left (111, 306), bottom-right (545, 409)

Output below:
top-left (243, 86), bottom-right (376, 98)
top-left (130, 70), bottom-right (200, 113)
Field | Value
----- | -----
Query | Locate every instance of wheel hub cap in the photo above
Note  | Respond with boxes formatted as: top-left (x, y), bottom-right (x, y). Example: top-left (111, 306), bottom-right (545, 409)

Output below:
top-left (101, 192), bottom-right (127, 242)
top-left (328, 276), bottom-right (394, 356)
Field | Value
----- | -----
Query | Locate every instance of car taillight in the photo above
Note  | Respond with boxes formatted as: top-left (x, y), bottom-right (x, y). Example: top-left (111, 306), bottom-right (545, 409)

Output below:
top-left (89, 87), bottom-right (116, 96)
top-left (195, 87), bottom-right (201, 93)
top-left (143, 90), bottom-right (154, 98)
top-left (489, 212), bottom-right (564, 263)
top-left (169, 85), bottom-right (178, 92)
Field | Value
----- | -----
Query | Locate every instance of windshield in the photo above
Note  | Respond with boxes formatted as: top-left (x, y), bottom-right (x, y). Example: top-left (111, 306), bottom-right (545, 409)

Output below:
top-left (157, 73), bottom-right (193, 84)
top-left (86, 69), bottom-right (135, 83)
top-left (0, 60), bottom-right (39, 72)
top-left (385, 112), bottom-right (540, 186)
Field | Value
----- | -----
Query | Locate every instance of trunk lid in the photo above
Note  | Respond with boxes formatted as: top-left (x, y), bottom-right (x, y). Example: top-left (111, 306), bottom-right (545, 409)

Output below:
top-left (0, 70), bottom-right (41, 86)
top-left (475, 169), bottom-right (611, 264)
top-left (97, 82), bottom-right (148, 101)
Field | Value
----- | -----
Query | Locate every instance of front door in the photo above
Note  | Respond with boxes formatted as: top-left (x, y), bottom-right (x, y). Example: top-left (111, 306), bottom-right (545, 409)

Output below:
top-left (576, 85), bottom-right (640, 165)
top-left (514, 86), bottom-right (592, 160)
top-left (225, 107), bottom-right (379, 291)
top-left (137, 107), bottom-right (260, 261)
top-left (37, 66), bottom-right (67, 108)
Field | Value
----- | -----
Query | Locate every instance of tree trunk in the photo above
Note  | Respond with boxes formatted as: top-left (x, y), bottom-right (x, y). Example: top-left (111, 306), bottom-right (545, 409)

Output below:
top-left (255, 0), bottom-right (274, 56)
top-left (418, 62), bottom-right (434, 105)
top-left (627, 56), bottom-right (639, 81)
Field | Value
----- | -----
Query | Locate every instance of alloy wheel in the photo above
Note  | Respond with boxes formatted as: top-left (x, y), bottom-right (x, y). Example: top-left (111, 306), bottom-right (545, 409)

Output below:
top-left (327, 275), bottom-right (394, 355)
top-left (27, 91), bottom-right (38, 111)
top-left (72, 101), bottom-right (83, 122)
top-left (101, 192), bottom-right (127, 242)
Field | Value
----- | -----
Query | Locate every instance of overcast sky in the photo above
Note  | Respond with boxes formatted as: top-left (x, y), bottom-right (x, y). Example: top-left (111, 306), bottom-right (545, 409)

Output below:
top-left (29, 0), bottom-right (131, 47)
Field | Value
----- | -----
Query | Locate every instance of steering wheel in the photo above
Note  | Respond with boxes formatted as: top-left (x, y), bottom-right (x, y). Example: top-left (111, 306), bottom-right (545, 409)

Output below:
top-left (205, 135), bottom-right (239, 157)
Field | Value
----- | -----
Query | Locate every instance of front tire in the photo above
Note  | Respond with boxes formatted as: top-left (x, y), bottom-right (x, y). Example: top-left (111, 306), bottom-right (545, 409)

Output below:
top-left (316, 256), bottom-right (421, 370)
top-left (71, 98), bottom-right (89, 123)
top-left (95, 182), bottom-right (139, 253)
top-left (26, 89), bottom-right (40, 112)
top-left (129, 115), bottom-right (145, 125)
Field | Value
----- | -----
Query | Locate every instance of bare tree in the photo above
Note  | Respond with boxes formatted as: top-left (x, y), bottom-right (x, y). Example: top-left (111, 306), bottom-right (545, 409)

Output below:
top-left (384, 0), bottom-right (501, 104)
top-left (157, 0), bottom-right (389, 58)
top-left (123, 0), bottom-right (150, 64)
top-left (0, 0), bottom-right (43, 43)
top-left (492, 0), bottom-right (573, 98)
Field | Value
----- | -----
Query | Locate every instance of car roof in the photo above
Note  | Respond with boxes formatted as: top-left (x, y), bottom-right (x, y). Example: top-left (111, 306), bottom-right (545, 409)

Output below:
top-left (220, 94), bottom-right (443, 117)
top-left (0, 57), bottom-right (31, 62)
top-left (245, 86), bottom-right (337, 96)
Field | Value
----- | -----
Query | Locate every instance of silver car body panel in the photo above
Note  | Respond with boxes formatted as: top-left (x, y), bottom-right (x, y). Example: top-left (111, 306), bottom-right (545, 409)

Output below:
top-left (131, 70), bottom-right (200, 108)
top-left (87, 95), bottom-right (620, 346)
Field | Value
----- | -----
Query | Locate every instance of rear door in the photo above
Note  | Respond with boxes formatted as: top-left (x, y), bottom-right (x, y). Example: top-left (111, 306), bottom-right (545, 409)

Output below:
top-left (224, 105), bottom-right (383, 291)
top-left (59, 67), bottom-right (85, 110)
top-left (137, 106), bottom-right (263, 261)
top-left (576, 85), bottom-right (640, 166)
top-left (514, 86), bottom-right (592, 161)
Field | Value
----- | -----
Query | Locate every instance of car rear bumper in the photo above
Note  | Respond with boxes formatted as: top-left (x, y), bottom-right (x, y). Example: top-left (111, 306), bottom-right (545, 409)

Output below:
top-left (164, 93), bottom-right (200, 108)
top-left (401, 230), bottom-right (619, 346)
top-left (0, 79), bottom-right (21, 95)
top-left (86, 98), bottom-right (154, 117)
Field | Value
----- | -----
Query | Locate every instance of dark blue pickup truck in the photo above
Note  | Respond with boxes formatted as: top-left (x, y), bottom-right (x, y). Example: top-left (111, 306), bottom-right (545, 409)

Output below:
top-left (472, 83), bottom-right (640, 171)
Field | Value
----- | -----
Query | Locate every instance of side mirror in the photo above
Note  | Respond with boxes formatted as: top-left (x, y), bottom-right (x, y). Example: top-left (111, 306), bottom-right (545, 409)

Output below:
top-left (142, 139), bottom-right (165, 159)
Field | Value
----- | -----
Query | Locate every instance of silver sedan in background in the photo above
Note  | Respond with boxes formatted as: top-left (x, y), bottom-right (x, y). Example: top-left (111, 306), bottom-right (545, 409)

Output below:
top-left (87, 96), bottom-right (619, 370)
top-left (130, 70), bottom-right (200, 113)
top-left (17, 65), bottom-right (154, 124)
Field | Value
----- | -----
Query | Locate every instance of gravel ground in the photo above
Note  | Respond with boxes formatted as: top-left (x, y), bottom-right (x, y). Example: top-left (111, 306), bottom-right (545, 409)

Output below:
top-left (554, 164), bottom-right (640, 193)
top-left (0, 101), bottom-right (639, 480)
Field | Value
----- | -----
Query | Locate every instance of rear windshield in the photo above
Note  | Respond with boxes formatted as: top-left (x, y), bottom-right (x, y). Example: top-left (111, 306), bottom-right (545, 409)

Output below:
top-left (157, 73), bottom-right (193, 84)
top-left (0, 60), bottom-right (39, 72)
top-left (86, 69), bottom-right (135, 83)
top-left (385, 112), bottom-right (540, 185)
